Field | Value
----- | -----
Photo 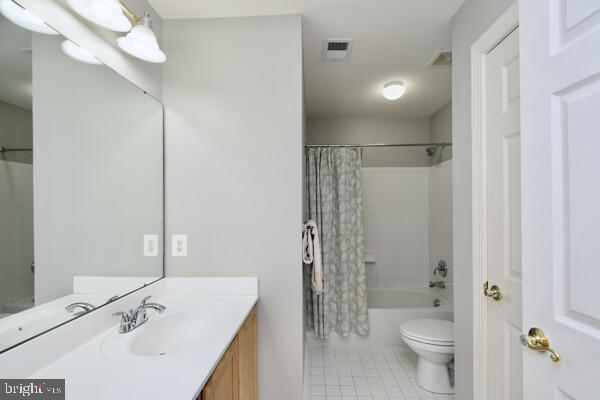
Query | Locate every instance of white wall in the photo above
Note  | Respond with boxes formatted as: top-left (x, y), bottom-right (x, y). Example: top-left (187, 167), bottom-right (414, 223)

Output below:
top-left (32, 34), bottom-right (164, 304)
top-left (306, 117), bottom-right (432, 167)
top-left (17, 0), bottom-right (162, 98)
top-left (362, 168), bottom-right (430, 289)
top-left (452, 1), bottom-right (515, 399)
top-left (161, 15), bottom-right (304, 400)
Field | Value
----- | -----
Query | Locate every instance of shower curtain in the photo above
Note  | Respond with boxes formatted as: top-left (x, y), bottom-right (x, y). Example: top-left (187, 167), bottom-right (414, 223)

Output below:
top-left (305, 147), bottom-right (369, 339)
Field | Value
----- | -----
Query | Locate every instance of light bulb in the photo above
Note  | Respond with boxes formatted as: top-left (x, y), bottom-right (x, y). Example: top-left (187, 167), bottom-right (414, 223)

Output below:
top-left (66, 0), bottom-right (132, 32)
top-left (61, 39), bottom-right (102, 65)
top-left (0, 0), bottom-right (58, 35)
top-left (117, 14), bottom-right (166, 63)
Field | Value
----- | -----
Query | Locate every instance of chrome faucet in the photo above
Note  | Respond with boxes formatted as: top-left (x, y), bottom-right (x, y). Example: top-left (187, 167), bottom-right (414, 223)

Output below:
top-left (429, 280), bottom-right (446, 289)
top-left (65, 302), bottom-right (95, 316)
top-left (113, 296), bottom-right (166, 334)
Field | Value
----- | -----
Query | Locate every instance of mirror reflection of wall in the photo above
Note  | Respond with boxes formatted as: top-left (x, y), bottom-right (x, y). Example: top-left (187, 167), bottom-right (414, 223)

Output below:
top-left (32, 32), bottom-right (164, 305)
top-left (0, 10), bottom-right (34, 317)
top-left (0, 1), bottom-right (164, 353)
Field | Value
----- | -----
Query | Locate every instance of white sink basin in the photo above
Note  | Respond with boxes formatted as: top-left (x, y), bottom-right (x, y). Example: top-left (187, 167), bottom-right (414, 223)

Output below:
top-left (100, 306), bottom-right (221, 363)
top-left (129, 313), bottom-right (213, 356)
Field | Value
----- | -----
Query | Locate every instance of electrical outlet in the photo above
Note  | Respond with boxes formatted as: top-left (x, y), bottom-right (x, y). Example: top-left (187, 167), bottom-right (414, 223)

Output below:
top-left (144, 234), bottom-right (159, 257)
top-left (172, 234), bottom-right (188, 257)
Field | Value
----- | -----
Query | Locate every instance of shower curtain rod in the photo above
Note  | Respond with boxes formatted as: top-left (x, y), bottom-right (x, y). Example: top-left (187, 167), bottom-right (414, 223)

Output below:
top-left (0, 147), bottom-right (33, 152)
top-left (304, 142), bottom-right (452, 148)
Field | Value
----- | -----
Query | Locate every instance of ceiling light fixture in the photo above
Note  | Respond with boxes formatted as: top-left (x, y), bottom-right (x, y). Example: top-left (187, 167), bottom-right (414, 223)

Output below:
top-left (66, 0), bottom-right (131, 32)
top-left (61, 39), bottom-right (102, 65)
top-left (382, 81), bottom-right (406, 101)
top-left (0, 0), bottom-right (58, 35)
top-left (117, 12), bottom-right (166, 64)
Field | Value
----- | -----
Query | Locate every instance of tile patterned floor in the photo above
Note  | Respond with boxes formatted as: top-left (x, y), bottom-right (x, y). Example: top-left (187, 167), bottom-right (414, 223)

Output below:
top-left (304, 343), bottom-right (454, 400)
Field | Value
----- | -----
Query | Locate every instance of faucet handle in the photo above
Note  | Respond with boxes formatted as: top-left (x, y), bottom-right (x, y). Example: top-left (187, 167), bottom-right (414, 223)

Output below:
top-left (141, 295), bottom-right (152, 305)
top-left (113, 311), bottom-right (133, 334)
top-left (112, 311), bottom-right (130, 322)
top-left (434, 260), bottom-right (448, 277)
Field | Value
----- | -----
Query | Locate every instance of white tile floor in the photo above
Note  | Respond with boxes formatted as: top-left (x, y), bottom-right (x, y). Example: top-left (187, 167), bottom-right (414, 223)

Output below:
top-left (304, 343), bottom-right (454, 400)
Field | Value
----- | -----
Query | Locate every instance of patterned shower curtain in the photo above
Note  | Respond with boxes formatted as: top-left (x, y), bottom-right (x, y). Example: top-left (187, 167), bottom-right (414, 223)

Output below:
top-left (305, 147), bottom-right (369, 339)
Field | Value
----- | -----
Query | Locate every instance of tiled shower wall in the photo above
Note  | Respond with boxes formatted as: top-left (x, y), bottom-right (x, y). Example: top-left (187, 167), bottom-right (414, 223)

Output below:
top-left (0, 161), bottom-right (34, 310)
top-left (362, 168), bottom-right (430, 288)
top-left (429, 160), bottom-right (453, 289)
top-left (362, 160), bottom-right (452, 289)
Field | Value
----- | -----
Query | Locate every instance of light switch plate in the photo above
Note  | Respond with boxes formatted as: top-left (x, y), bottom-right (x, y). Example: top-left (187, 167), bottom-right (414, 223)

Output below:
top-left (172, 234), bottom-right (188, 257)
top-left (144, 234), bottom-right (159, 257)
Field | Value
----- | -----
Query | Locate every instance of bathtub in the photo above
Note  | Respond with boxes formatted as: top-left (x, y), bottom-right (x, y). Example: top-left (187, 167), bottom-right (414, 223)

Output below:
top-left (306, 287), bottom-right (453, 348)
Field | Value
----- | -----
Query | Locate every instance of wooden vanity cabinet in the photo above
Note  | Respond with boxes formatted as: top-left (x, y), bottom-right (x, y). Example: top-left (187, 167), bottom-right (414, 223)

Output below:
top-left (199, 306), bottom-right (257, 400)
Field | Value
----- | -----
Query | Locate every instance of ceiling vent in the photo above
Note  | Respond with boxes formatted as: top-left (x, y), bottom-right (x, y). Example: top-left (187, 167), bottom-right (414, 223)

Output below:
top-left (322, 39), bottom-right (353, 61)
top-left (426, 49), bottom-right (452, 67)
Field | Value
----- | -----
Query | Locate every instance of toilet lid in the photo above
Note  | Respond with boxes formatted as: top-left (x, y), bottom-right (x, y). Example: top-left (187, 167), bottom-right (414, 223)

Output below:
top-left (400, 319), bottom-right (454, 345)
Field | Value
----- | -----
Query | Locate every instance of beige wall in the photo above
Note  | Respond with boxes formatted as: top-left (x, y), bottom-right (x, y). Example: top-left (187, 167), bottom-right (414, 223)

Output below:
top-left (307, 117), bottom-right (432, 167)
top-left (451, 1), bottom-right (516, 398)
top-left (431, 101), bottom-right (452, 165)
top-left (161, 15), bottom-right (304, 400)
top-left (0, 101), bottom-right (32, 164)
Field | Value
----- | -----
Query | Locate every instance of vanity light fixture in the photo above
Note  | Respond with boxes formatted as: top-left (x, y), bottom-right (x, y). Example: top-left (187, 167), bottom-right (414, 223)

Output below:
top-left (117, 12), bottom-right (166, 63)
top-left (66, 0), bottom-right (131, 32)
top-left (0, 0), bottom-right (58, 35)
top-left (66, 0), bottom-right (166, 63)
top-left (61, 39), bottom-right (103, 65)
top-left (382, 81), bottom-right (406, 101)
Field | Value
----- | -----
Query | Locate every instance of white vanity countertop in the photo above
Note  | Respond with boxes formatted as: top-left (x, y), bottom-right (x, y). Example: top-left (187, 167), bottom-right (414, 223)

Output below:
top-left (27, 279), bottom-right (258, 400)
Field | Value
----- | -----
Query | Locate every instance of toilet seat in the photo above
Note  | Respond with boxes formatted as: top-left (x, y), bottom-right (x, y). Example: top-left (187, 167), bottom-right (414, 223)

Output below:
top-left (400, 319), bottom-right (454, 346)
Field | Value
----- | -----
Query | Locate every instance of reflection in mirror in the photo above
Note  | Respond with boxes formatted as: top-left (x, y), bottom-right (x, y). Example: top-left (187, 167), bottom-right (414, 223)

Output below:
top-left (0, 1), bottom-right (163, 353)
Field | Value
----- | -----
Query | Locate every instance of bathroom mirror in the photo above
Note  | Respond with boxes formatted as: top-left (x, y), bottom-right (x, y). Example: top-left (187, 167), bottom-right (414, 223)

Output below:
top-left (0, 2), bottom-right (164, 353)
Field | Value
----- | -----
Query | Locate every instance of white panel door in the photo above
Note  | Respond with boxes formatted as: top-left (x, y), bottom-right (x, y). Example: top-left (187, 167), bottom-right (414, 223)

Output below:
top-left (484, 27), bottom-right (522, 400)
top-left (521, 0), bottom-right (600, 398)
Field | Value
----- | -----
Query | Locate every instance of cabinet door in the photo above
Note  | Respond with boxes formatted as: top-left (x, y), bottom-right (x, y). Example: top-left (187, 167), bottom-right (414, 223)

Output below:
top-left (201, 338), bottom-right (239, 400)
top-left (238, 307), bottom-right (257, 400)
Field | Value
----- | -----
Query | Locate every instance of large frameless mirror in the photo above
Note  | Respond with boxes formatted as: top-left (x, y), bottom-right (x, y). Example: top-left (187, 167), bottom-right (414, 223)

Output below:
top-left (0, 0), bottom-right (164, 353)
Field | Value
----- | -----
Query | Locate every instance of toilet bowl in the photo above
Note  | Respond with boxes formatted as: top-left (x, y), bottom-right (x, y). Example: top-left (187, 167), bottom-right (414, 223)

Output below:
top-left (400, 319), bottom-right (454, 394)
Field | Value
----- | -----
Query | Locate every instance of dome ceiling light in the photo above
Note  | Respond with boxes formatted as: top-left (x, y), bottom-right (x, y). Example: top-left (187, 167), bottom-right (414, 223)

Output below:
top-left (382, 81), bottom-right (406, 101)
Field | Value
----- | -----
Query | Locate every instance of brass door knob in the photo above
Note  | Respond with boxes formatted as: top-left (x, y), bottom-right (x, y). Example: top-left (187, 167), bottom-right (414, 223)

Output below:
top-left (483, 281), bottom-right (503, 301)
top-left (519, 327), bottom-right (560, 363)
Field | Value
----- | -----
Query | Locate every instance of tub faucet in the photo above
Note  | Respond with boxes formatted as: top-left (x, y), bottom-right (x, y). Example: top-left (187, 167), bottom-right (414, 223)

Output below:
top-left (429, 280), bottom-right (446, 289)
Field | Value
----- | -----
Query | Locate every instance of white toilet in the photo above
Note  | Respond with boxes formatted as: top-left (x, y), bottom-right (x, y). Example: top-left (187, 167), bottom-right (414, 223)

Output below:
top-left (400, 319), bottom-right (454, 394)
